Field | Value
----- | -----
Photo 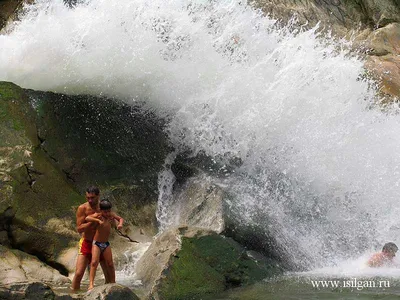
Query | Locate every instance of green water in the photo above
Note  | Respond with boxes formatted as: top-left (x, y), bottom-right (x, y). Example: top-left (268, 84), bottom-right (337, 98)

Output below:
top-left (207, 275), bottom-right (400, 300)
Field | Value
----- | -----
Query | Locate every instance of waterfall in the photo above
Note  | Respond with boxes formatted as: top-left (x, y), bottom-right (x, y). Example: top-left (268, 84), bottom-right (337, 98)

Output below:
top-left (1, 0), bottom-right (398, 271)
top-left (156, 152), bottom-right (177, 231)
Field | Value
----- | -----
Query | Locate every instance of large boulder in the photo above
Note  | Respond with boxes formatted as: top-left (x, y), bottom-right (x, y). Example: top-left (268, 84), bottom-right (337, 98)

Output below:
top-left (364, 23), bottom-right (400, 100)
top-left (367, 23), bottom-right (400, 56)
top-left (135, 226), bottom-right (282, 300)
top-left (162, 174), bottom-right (225, 233)
top-left (0, 82), bottom-right (81, 274)
top-left (0, 245), bottom-right (69, 285)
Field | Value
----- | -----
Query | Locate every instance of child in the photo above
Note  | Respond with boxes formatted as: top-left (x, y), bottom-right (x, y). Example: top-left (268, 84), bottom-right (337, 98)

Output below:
top-left (85, 199), bottom-right (124, 290)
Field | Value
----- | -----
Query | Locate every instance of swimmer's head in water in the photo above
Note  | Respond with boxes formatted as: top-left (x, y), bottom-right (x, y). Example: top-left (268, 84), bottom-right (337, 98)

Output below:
top-left (382, 242), bottom-right (398, 258)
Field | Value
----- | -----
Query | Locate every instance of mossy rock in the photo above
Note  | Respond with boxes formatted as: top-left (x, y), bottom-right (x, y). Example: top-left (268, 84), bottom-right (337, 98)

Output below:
top-left (156, 234), bottom-right (282, 300)
top-left (0, 82), bottom-right (81, 275)
top-left (0, 82), bottom-right (38, 147)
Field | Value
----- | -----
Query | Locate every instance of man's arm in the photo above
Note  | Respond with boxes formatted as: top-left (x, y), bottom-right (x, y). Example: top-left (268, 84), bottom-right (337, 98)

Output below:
top-left (112, 212), bottom-right (124, 230)
top-left (76, 206), bottom-right (100, 233)
top-left (76, 205), bottom-right (91, 233)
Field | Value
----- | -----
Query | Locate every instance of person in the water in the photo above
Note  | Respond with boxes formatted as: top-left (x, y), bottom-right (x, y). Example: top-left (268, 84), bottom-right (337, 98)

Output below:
top-left (367, 242), bottom-right (398, 267)
top-left (85, 199), bottom-right (124, 290)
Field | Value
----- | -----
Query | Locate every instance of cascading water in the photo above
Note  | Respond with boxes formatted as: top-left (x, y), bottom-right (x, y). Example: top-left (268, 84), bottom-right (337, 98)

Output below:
top-left (1, 0), bottom-right (399, 275)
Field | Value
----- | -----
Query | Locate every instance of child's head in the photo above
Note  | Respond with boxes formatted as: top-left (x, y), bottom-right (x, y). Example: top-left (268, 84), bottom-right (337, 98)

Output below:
top-left (100, 199), bottom-right (112, 217)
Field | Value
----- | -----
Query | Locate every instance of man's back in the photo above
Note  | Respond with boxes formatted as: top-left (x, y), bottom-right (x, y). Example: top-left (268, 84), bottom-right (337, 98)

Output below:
top-left (368, 252), bottom-right (390, 267)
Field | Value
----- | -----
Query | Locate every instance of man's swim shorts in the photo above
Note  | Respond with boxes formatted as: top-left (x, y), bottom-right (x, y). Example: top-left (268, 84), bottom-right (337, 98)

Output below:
top-left (78, 237), bottom-right (92, 258)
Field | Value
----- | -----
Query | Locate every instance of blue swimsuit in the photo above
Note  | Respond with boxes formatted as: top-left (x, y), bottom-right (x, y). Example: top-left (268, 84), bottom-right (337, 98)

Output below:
top-left (93, 241), bottom-right (110, 253)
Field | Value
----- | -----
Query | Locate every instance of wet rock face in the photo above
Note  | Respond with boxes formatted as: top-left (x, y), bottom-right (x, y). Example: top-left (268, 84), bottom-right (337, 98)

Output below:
top-left (28, 89), bottom-right (171, 235)
top-left (163, 174), bottom-right (225, 233)
top-left (0, 0), bottom-right (22, 30)
top-left (29, 90), bottom-right (170, 193)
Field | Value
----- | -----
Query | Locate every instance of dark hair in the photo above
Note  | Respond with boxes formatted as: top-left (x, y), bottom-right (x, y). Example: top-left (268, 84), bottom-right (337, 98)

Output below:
top-left (383, 242), bottom-right (398, 253)
top-left (100, 199), bottom-right (112, 210)
top-left (86, 186), bottom-right (100, 195)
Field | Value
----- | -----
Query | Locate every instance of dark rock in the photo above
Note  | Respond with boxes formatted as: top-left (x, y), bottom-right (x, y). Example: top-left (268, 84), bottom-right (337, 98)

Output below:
top-left (28, 90), bottom-right (170, 193)
top-left (0, 282), bottom-right (55, 300)
top-left (0, 230), bottom-right (10, 246)
top-left (172, 151), bottom-right (242, 186)
top-left (24, 282), bottom-right (55, 300)
top-left (0, 0), bottom-right (22, 31)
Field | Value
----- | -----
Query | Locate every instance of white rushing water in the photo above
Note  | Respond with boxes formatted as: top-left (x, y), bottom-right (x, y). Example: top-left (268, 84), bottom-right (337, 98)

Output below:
top-left (1, 0), bottom-right (400, 273)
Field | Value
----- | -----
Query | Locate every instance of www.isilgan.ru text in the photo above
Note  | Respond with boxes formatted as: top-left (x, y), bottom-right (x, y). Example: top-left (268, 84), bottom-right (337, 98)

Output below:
top-left (311, 278), bottom-right (390, 291)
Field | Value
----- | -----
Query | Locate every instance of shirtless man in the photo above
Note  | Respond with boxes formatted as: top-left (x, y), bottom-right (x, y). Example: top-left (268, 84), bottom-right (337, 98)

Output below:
top-left (71, 186), bottom-right (111, 291)
top-left (367, 242), bottom-right (398, 267)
